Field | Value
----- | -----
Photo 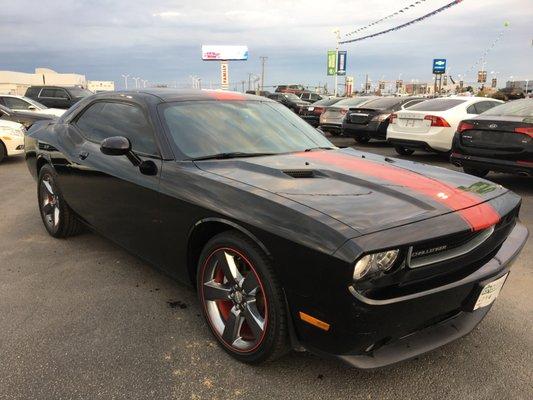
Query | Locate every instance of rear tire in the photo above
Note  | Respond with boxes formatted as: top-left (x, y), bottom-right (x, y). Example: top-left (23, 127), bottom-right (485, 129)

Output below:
top-left (0, 141), bottom-right (6, 163)
top-left (38, 164), bottom-right (83, 238)
top-left (394, 145), bottom-right (415, 156)
top-left (463, 167), bottom-right (489, 178)
top-left (355, 136), bottom-right (370, 144)
top-left (197, 231), bottom-right (289, 364)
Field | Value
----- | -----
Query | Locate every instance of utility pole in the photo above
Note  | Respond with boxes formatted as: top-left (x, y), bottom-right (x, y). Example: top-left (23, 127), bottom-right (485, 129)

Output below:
top-left (260, 56), bottom-right (268, 92)
top-left (365, 74), bottom-right (369, 94)
top-left (333, 29), bottom-right (341, 97)
top-left (122, 74), bottom-right (129, 89)
top-left (241, 80), bottom-right (246, 92)
top-left (132, 77), bottom-right (140, 89)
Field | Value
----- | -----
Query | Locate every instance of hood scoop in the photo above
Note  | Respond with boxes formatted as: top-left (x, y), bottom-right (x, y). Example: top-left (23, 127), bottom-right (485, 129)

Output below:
top-left (282, 169), bottom-right (317, 178)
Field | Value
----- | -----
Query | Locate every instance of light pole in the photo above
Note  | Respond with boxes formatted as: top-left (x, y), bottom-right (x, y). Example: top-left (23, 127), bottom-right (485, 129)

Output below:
top-left (122, 74), bottom-right (129, 89)
top-left (132, 77), bottom-right (140, 89)
top-left (333, 29), bottom-right (341, 97)
top-left (260, 56), bottom-right (268, 92)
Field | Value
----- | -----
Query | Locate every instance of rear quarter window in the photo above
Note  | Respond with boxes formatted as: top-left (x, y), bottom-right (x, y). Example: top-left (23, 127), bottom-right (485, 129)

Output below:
top-left (407, 99), bottom-right (466, 112)
top-left (25, 87), bottom-right (40, 97)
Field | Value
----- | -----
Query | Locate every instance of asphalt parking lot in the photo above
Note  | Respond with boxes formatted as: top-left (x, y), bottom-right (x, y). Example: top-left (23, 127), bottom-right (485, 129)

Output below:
top-left (1, 140), bottom-right (531, 400)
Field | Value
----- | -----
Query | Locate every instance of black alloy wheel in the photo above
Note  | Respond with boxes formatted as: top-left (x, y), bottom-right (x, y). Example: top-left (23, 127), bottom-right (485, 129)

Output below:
top-left (394, 145), bottom-right (415, 156)
top-left (38, 164), bottom-right (82, 238)
top-left (197, 231), bottom-right (289, 363)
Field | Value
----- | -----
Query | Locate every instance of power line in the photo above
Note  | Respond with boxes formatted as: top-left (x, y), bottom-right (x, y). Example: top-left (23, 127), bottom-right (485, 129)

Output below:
top-left (340, 0), bottom-right (464, 44)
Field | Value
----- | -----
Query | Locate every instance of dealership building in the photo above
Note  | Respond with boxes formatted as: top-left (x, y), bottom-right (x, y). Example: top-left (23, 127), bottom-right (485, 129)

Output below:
top-left (0, 68), bottom-right (87, 95)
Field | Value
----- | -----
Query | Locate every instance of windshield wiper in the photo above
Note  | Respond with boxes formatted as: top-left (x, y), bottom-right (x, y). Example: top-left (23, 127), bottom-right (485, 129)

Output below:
top-left (191, 152), bottom-right (277, 161)
top-left (304, 146), bottom-right (336, 152)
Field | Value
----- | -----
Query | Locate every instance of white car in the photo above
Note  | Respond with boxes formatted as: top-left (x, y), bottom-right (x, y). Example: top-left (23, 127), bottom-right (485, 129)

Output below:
top-left (0, 95), bottom-right (65, 118)
top-left (0, 120), bottom-right (25, 163)
top-left (386, 97), bottom-right (503, 155)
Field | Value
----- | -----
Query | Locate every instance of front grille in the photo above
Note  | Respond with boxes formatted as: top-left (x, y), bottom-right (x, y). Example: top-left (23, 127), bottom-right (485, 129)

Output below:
top-left (408, 226), bottom-right (495, 268)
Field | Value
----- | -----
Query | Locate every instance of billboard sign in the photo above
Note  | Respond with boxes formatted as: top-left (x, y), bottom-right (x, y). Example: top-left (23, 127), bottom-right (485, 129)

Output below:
top-left (491, 78), bottom-right (497, 88)
top-left (337, 51), bottom-right (347, 76)
top-left (220, 61), bottom-right (229, 89)
top-left (327, 50), bottom-right (336, 76)
top-left (202, 45), bottom-right (248, 61)
top-left (432, 58), bottom-right (446, 74)
top-left (477, 70), bottom-right (487, 83)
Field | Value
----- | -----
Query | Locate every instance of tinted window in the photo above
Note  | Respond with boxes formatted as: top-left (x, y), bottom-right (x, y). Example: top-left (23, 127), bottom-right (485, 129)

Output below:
top-left (473, 102), bottom-right (494, 114)
top-left (482, 99), bottom-right (533, 117)
top-left (402, 99), bottom-right (424, 109)
top-left (3, 97), bottom-right (31, 110)
top-left (334, 97), bottom-right (377, 108)
top-left (76, 102), bottom-right (158, 155)
top-left (162, 101), bottom-right (333, 159)
top-left (467, 104), bottom-right (478, 114)
top-left (283, 93), bottom-right (300, 101)
top-left (54, 89), bottom-right (69, 99)
top-left (26, 87), bottom-right (40, 97)
top-left (40, 88), bottom-right (57, 98)
top-left (407, 99), bottom-right (466, 111)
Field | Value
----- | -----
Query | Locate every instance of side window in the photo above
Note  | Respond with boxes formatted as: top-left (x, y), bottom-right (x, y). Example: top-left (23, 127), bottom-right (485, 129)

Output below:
top-left (55, 89), bottom-right (69, 99)
top-left (466, 104), bottom-right (478, 114)
top-left (40, 88), bottom-right (56, 98)
top-left (4, 97), bottom-right (31, 110)
top-left (402, 99), bottom-right (424, 109)
top-left (75, 101), bottom-right (158, 156)
top-left (475, 101), bottom-right (498, 114)
top-left (26, 87), bottom-right (39, 97)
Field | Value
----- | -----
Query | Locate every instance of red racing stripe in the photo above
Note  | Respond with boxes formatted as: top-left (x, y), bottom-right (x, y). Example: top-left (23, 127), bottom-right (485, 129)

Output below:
top-left (297, 151), bottom-right (500, 231)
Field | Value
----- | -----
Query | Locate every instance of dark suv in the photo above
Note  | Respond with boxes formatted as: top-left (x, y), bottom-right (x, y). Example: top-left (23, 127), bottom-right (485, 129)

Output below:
top-left (25, 86), bottom-right (93, 109)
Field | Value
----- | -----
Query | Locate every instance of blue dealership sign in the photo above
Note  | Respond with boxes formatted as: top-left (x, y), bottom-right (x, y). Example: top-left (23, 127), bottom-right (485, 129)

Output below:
top-left (337, 51), bottom-right (347, 76)
top-left (432, 59), bottom-right (446, 74)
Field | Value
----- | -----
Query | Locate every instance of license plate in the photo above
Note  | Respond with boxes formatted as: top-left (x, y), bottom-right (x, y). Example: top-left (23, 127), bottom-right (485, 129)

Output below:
top-left (405, 119), bottom-right (417, 127)
top-left (473, 274), bottom-right (508, 310)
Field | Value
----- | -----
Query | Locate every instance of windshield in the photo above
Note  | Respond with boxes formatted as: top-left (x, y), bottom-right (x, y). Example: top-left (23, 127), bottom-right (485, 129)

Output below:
top-left (334, 97), bottom-right (376, 108)
top-left (283, 93), bottom-right (301, 101)
top-left (408, 98), bottom-right (466, 111)
top-left (482, 99), bottom-right (533, 117)
top-left (311, 97), bottom-right (343, 106)
top-left (162, 101), bottom-right (334, 159)
top-left (360, 97), bottom-right (403, 109)
top-left (69, 88), bottom-right (93, 98)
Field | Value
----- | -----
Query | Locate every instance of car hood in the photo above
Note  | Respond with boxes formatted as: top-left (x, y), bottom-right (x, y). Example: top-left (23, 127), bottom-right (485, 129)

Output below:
top-left (0, 119), bottom-right (23, 129)
top-left (36, 108), bottom-right (65, 117)
top-left (196, 148), bottom-right (507, 235)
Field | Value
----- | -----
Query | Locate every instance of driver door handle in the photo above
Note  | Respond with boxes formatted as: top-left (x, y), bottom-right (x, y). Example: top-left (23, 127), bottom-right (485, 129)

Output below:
top-left (78, 151), bottom-right (89, 160)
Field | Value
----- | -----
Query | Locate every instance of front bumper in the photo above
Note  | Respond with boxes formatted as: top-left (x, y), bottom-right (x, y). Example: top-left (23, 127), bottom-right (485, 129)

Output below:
top-left (297, 222), bottom-right (528, 369)
top-left (451, 153), bottom-right (533, 176)
top-left (1, 135), bottom-right (25, 156)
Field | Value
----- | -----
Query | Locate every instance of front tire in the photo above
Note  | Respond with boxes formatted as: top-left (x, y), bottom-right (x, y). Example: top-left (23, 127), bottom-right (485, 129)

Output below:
top-left (463, 167), bottom-right (489, 178)
top-left (354, 136), bottom-right (370, 144)
top-left (38, 164), bottom-right (83, 238)
top-left (197, 231), bottom-right (289, 364)
top-left (394, 145), bottom-right (415, 156)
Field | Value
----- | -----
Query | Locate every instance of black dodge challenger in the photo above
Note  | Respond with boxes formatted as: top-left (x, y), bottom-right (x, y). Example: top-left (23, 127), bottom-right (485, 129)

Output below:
top-left (24, 89), bottom-right (528, 368)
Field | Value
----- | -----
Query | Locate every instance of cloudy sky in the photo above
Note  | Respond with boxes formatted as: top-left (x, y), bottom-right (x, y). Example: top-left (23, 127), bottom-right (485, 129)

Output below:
top-left (1, 0), bottom-right (531, 90)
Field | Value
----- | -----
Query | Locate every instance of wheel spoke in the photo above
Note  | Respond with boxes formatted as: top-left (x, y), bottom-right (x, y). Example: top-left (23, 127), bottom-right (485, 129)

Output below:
top-left (53, 206), bottom-right (60, 227)
top-left (203, 280), bottom-right (232, 301)
top-left (42, 202), bottom-right (54, 215)
top-left (243, 301), bottom-right (265, 340)
top-left (222, 306), bottom-right (243, 345)
top-left (217, 251), bottom-right (243, 285)
top-left (42, 180), bottom-right (54, 195)
top-left (241, 271), bottom-right (259, 295)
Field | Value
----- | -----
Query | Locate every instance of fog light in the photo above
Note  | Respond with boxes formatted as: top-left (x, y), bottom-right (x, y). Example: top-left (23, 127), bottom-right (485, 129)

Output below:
top-left (353, 249), bottom-right (399, 281)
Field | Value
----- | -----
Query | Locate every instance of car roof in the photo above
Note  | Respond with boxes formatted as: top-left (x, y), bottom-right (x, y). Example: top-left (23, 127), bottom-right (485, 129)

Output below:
top-left (91, 89), bottom-right (274, 103)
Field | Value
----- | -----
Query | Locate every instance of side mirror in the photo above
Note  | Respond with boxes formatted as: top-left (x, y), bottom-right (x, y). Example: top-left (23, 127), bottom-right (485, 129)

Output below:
top-left (100, 136), bottom-right (131, 156)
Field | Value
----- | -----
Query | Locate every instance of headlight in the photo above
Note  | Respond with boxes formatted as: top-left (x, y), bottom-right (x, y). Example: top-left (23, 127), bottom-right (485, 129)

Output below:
top-left (353, 249), bottom-right (399, 281)
top-left (0, 126), bottom-right (25, 137)
top-left (371, 113), bottom-right (390, 122)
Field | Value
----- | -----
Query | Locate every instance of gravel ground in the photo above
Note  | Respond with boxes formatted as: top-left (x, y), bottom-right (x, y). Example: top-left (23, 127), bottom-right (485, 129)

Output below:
top-left (0, 140), bottom-right (531, 400)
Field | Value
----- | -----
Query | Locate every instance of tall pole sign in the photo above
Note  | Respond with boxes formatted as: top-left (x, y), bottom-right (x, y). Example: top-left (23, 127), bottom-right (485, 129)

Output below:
top-left (432, 58), bottom-right (446, 94)
top-left (220, 61), bottom-right (229, 90)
